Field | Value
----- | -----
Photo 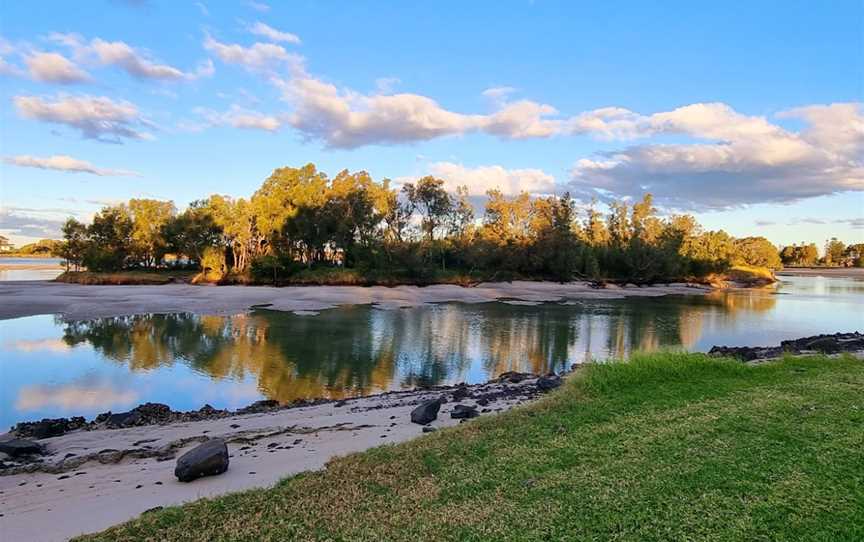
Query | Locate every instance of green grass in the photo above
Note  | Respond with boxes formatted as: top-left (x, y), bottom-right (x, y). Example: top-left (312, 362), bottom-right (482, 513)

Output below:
top-left (78, 353), bottom-right (864, 541)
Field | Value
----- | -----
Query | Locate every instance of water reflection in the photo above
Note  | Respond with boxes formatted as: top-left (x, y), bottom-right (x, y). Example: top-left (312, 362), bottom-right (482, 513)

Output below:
top-left (55, 292), bottom-right (771, 406)
top-left (2, 274), bottom-right (862, 427)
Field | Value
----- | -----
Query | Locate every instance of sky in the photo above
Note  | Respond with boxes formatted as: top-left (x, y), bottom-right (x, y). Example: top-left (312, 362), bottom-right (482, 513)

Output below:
top-left (1, 0), bottom-right (862, 248)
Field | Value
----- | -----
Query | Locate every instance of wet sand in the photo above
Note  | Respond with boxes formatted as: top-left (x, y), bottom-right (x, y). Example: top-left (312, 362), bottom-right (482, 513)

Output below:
top-left (0, 280), bottom-right (712, 321)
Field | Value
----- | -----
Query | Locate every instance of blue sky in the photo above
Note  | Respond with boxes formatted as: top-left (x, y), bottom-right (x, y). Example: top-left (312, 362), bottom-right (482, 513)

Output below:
top-left (1, 0), bottom-right (861, 247)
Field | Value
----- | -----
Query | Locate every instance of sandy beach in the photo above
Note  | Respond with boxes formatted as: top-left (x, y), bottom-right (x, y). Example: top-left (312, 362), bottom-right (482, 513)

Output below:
top-left (0, 280), bottom-right (712, 321)
top-left (0, 375), bottom-right (551, 541)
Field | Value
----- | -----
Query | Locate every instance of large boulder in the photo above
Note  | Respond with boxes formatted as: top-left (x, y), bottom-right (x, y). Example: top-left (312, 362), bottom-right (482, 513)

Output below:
top-left (450, 404), bottom-right (479, 419)
top-left (0, 438), bottom-right (45, 457)
top-left (537, 374), bottom-right (562, 392)
top-left (174, 439), bottom-right (229, 482)
top-left (411, 398), bottom-right (443, 425)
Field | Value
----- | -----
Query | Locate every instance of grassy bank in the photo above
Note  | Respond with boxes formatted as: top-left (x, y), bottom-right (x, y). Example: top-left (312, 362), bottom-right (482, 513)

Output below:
top-left (57, 265), bottom-right (775, 288)
top-left (55, 270), bottom-right (196, 285)
top-left (80, 353), bottom-right (863, 541)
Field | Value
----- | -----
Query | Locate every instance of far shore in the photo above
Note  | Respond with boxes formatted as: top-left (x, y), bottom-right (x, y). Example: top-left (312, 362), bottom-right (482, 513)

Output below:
top-left (0, 279), bottom-right (717, 321)
top-left (777, 267), bottom-right (864, 279)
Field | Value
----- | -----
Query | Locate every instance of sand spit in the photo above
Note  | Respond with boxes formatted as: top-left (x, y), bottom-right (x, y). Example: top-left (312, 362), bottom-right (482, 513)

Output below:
top-left (0, 376), bottom-right (552, 541)
top-left (0, 280), bottom-right (712, 321)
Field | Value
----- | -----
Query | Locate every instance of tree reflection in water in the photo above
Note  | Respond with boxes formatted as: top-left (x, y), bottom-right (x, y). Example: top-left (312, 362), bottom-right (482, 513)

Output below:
top-left (59, 292), bottom-right (775, 404)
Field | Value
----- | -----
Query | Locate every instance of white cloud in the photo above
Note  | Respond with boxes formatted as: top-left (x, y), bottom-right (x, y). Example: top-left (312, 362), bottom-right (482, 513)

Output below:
top-left (247, 0), bottom-right (270, 12)
top-left (25, 52), bottom-right (90, 83)
top-left (569, 102), bottom-right (864, 209)
top-left (48, 33), bottom-right (212, 81)
top-left (195, 105), bottom-right (283, 132)
top-left (482, 86), bottom-right (516, 104)
top-left (428, 162), bottom-right (556, 196)
top-left (204, 35), bottom-right (302, 73)
top-left (13, 94), bottom-right (152, 142)
top-left (195, 1), bottom-right (209, 16)
top-left (4, 154), bottom-right (141, 176)
top-left (248, 22), bottom-right (301, 44)
top-left (277, 74), bottom-right (563, 148)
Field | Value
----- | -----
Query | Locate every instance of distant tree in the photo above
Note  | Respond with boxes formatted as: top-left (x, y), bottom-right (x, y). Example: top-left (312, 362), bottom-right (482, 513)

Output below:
top-left (162, 200), bottom-right (222, 265)
top-left (56, 218), bottom-right (88, 271)
top-left (128, 199), bottom-right (177, 268)
top-left (733, 237), bottom-right (781, 269)
top-left (844, 243), bottom-right (864, 267)
top-left (84, 206), bottom-right (133, 271)
top-left (780, 243), bottom-right (819, 267)
top-left (823, 237), bottom-right (846, 266)
top-left (0, 234), bottom-right (12, 253)
top-left (402, 176), bottom-right (452, 242)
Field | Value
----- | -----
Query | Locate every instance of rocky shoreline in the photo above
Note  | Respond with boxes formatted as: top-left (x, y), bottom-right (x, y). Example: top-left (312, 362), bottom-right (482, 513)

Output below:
top-left (708, 332), bottom-right (864, 361)
top-left (0, 371), bottom-right (561, 541)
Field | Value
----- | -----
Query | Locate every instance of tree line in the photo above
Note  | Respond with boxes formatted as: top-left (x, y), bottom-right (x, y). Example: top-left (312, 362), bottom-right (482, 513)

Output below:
top-left (53, 163), bottom-right (843, 283)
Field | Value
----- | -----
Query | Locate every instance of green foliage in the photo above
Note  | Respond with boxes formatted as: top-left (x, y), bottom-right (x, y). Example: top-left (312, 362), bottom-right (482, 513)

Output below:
top-left (733, 236), bottom-right (782, 269)
top-left (780, 243), bottom-right (819, 266)
top-left (56, 162), bottom-right (841, 282)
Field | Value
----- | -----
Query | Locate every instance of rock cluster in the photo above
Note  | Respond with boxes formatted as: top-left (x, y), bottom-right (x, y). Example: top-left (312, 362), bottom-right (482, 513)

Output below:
top-left (709, 332), bottom-right (864, 361)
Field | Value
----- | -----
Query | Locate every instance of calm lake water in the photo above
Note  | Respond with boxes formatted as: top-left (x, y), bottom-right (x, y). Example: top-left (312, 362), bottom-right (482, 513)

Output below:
top-left (0, 257), bottom-right (64, 281)
top-left (1, 275), bottom-right (862, 428)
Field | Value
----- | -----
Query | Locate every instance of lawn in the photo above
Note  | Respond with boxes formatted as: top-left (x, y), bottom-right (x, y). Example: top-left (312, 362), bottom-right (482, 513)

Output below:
top-left (79, 353), bottom-right (863, 541)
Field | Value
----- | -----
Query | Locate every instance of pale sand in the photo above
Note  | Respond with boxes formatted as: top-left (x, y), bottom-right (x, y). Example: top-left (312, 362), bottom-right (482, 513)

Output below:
top-left (0, 280), bottom-right (711, 321)
top-left (0, 379), bottom-right (542, 541)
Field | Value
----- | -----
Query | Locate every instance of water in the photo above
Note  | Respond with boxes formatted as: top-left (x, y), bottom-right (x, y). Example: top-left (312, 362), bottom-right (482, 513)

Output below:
top-left (1, 275), bottom-right (862, 428)
top-left (0, 257), bottom-right (64, 281)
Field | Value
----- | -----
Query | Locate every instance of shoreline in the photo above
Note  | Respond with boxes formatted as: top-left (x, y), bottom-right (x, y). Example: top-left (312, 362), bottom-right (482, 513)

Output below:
top-left (0, 373), bottom-right (554, 541)
top-left (0, 279), bottom-right (716, 321)
top-left (1, 332), bottom-right (862, 540)
top-left (777, 267), bottom-right (864, 279)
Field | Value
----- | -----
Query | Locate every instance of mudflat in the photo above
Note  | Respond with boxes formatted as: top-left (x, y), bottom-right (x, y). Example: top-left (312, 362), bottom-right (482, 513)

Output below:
top-left (0, 280), bottom-right (711, 321)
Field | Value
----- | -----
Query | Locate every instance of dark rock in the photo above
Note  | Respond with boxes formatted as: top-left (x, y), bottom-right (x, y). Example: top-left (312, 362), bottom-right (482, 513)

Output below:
top-left (106, 411), bottom-right (142, 428)
top-left (450, 404), bottom-right (479, 419)
top-left (497, 371), bottom-right (535, 383)
top-left (711, 332), bottom-right (864, 361)
top-left (12, 417), bottom-right (86, 439)
top-left (476, 397), bottom-right (490, 406)
top-left (537, 374), bottom-right (562, 392)
top-left (0, 438), bottom-right (45, 457)
top-left (237, 400), bottom-right (280, 414)
top-left (410, 397), bottom-right (443, 425)
top-left (174, 439), bottom-right (229, 482)
top-left (451, 385), bottom-right (470, 401)
top-left (422, 426), bottom-right (437, 433)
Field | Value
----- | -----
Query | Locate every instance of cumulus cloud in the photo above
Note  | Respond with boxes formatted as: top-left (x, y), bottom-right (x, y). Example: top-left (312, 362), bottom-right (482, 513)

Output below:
top-left (25, 52), bottom-right (90, 83)
top-left (248, 22), bottom-right (301, 44)
top-left (194, 105), bottom-right (283, 132)
top-left (569, 102), bottom-right (864, 209)
top-left (4, 154), bottom-right (141, 176)
top-left (13, 94), bottom-right (152, 142)
top-left (204, 34), bottom-right (302, 73)
top-left (277, 74), bottom-right (563, 148)
top-left (49, 33), bottom-right (212, 81)
top-left (428, 162), bottom-right (556, 197)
